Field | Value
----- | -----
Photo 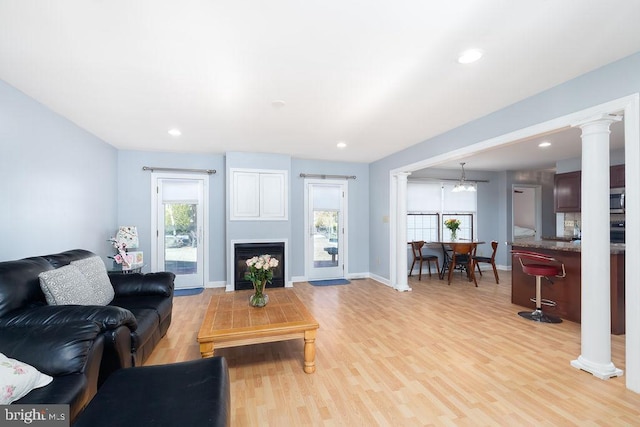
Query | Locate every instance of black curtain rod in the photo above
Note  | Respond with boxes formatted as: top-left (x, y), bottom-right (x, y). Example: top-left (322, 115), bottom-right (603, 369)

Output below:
top-left (142, 166), bottom-right (216, 174)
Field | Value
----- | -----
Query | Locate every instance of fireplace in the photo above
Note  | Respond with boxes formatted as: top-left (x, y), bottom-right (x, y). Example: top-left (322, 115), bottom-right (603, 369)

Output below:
top-left (233, 242), bottom-right (285, 290)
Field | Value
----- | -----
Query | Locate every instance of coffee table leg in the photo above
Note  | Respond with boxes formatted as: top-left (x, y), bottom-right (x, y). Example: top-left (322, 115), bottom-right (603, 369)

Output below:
top-left (303, 329), bottom-right (317, 373)
top-left (200, 342), bottom-right (214, 358)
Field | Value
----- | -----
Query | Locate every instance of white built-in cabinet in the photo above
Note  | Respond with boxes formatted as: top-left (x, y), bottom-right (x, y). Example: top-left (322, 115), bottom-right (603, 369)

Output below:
top-left (230, 168), bottom-right (288, 220)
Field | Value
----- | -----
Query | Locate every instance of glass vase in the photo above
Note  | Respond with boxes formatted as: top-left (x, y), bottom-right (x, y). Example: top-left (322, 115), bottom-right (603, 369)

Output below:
top-left (249, 280), bottom-right (269, 307)
top-left (450, 229), bottom-right (457, 241)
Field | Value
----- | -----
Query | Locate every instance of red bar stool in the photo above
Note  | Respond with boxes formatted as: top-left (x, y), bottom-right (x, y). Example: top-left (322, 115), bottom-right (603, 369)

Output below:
top-left (512, 251), bottom-right (566, 323)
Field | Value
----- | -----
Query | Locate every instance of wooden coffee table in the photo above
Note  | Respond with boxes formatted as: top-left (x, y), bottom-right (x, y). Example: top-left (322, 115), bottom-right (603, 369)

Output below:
top-left (197, 288), bottom-right (320, 373)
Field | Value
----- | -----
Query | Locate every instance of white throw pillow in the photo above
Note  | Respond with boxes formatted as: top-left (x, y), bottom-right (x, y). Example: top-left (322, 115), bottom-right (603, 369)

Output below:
top-left (0, 353), bottom-right (53, 404)
top-left (71, 256), bottom-right (114, 305)
top-left (39, 265), bottom-right (91, 305)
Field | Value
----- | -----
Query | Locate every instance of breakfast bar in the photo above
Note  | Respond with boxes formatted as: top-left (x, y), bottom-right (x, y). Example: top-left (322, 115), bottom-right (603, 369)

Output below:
top-left (510, 238), bottom-right (625, 335)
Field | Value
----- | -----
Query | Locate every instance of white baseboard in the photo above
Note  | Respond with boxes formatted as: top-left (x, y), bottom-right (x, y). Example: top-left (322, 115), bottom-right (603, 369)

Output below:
top-left (368, 273), bottom-right (392, 287)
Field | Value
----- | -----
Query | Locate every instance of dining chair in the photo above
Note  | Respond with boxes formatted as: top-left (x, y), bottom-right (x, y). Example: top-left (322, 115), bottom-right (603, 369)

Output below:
top-left (447, 243), bottom-right (477, 286)
top-left (409, 241), bottom-right (440, 280)
top-left (473, 240), bottom-right (499, 284)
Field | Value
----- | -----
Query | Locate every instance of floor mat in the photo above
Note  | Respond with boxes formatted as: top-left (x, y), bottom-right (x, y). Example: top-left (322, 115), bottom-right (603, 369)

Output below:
top-left (308, 279), bottom-right (351, 286)
top-left (174, 287), bottom-right (204, 296)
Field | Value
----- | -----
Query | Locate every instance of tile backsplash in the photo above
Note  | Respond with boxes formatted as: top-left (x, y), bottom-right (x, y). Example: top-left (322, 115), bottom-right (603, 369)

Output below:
top-left (559, 212), bottom-right (625, 238)
top-left (563, 212), bottom-right (581, 238)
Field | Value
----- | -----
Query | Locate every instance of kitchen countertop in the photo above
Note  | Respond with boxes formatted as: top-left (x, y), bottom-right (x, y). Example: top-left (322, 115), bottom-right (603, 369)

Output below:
top-left (510, 238), bottom-right (625, 254)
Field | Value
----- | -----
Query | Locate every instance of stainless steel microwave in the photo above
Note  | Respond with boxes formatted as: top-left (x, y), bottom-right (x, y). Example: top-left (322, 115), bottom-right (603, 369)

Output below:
top-left (610, 188), bottom-right (625, 213)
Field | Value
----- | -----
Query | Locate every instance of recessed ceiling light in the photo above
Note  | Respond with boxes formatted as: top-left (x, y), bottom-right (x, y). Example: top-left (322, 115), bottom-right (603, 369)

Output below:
top-left (458, 49), bottom-right (483, 64)
top-left (337, 141), bottom-right (347, 149)
top-left (538, 141), bottom-right (551, 148)
top-left (168, 128), bottom-right (182, 137)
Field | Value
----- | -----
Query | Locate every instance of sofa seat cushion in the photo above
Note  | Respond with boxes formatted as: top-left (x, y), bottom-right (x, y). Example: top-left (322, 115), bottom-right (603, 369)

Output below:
top-left (0, 353), bottom-right (53, 404)
top-left (112, 295), bottom-right (172, 324)
top-left (125, 308), bottom-right (160, 351)
top-left (70, 257), bottom-right (114, 305)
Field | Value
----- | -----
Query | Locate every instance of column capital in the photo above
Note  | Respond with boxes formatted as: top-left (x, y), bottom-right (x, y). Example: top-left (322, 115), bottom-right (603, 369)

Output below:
top-left (572, 113), bottom-right (622, 129)
top-left (393, 172), bottom-right (412, 180)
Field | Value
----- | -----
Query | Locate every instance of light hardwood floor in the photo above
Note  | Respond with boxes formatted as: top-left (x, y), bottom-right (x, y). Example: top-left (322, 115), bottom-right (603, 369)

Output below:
top-left (145, 269), bottom-right (640, 426)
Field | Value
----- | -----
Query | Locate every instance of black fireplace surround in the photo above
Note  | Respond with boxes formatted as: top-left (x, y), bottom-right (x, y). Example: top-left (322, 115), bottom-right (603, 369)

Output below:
top-left (234, 242), bottom-right (285, 290)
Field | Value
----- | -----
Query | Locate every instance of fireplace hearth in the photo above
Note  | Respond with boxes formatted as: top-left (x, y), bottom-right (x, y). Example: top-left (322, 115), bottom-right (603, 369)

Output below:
top-left (234, 242), bottom-right (285, 290)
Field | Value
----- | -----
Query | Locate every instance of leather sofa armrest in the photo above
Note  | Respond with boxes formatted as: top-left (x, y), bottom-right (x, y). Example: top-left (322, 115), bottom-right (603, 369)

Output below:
top-left (0, 305), bottom-right (137, 331)
top-left (109, 272), bottom-right (175, 298)
top-left (0, 322), bottom-right (103, 376)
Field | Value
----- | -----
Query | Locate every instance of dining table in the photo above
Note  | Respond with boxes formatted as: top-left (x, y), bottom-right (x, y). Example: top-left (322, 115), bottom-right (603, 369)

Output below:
top-left (424, 240), bottom-right (485, 280)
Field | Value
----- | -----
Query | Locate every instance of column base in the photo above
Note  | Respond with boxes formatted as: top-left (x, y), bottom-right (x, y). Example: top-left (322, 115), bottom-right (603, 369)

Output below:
top-left (394, 285), bottom-right (412, 292)
top-left (571, 356), bottom-right (623, 380)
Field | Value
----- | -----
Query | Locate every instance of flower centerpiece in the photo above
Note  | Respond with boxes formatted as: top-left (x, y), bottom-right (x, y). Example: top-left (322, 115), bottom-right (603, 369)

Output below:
top-left (444, 219), bottom-right (461, 241)
top-left (108, 237), bottom-right (133, 269)
top-left (244, 254), bottom-right (279, 307)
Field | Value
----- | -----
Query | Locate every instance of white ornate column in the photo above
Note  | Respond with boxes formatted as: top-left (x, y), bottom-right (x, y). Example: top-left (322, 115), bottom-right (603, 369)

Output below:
top-left (395, 172), bottom-right (412, 292)
top-left (570, 114), bottom-right (623, 379)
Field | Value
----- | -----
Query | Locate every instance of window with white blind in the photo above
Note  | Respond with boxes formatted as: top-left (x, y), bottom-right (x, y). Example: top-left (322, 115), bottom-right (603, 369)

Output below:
top-left (407, 181), bottom-right (477, 241)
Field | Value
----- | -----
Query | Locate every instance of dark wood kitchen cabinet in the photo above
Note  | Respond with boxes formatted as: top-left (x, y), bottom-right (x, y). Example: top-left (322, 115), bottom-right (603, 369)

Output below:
top-left (610, 164), bottom-right (625, 188)
top-left (554, 171), bottom-right (581, 212)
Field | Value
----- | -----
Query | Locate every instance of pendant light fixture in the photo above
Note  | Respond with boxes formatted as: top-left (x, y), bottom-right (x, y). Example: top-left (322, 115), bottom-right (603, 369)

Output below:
top-left (452, 162), bottom-right (476, 192)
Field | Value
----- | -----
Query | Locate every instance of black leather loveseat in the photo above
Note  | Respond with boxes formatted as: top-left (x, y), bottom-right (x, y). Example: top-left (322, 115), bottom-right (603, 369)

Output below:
top-left (0, 249), bottom-right (175, 386)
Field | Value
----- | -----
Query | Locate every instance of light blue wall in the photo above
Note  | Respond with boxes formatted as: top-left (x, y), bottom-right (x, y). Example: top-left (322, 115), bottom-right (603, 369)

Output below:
top-left (0, 79), bottom-right (117, 261)
top-left (290, 159), bottom-right (370, 277)
top-left (116, 151), bottom-right (226, 281)
top-left (370, 51), bottom-right (640, 280)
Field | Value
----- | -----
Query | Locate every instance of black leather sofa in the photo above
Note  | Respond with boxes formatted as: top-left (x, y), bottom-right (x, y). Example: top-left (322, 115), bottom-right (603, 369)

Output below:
top-left (0, 322), bottom-right (105, 422)
top-left (0, 249), bottom-right (175, 385)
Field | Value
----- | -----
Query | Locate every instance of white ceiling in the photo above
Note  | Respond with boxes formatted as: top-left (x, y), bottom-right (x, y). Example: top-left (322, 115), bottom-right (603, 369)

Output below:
top-left (1, 1), bottom-right (639, 164)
